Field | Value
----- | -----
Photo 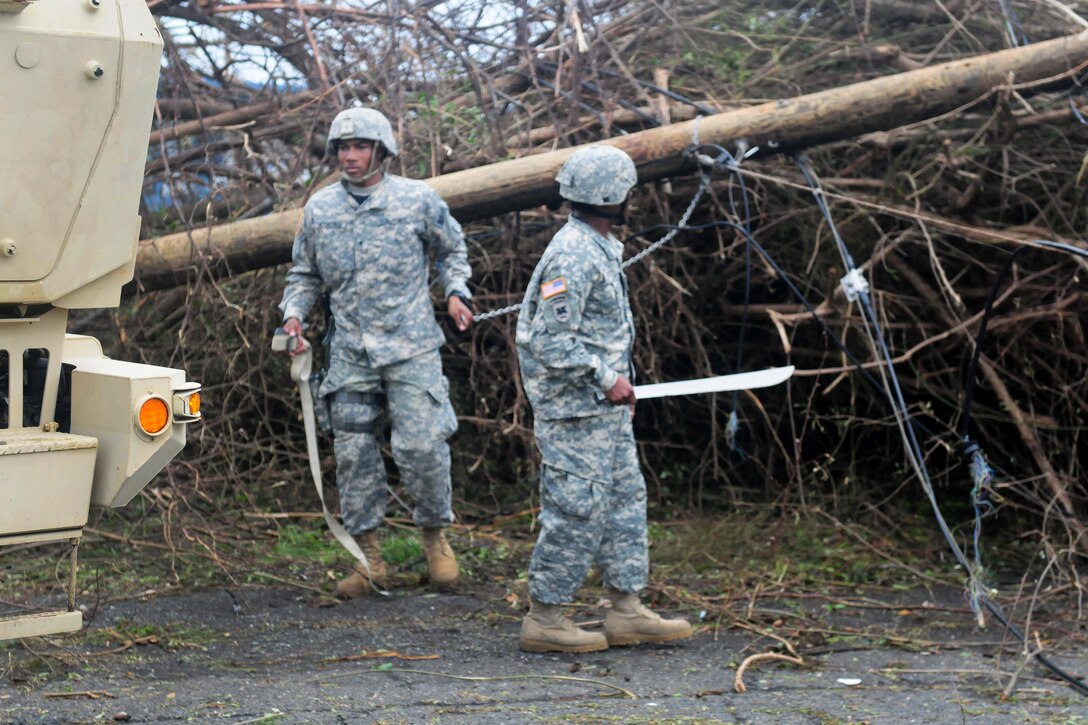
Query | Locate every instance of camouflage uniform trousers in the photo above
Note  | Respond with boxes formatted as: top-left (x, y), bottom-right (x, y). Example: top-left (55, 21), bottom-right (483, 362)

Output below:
top-left (329, 348), bottom-right (459, 533)
top-left (529, 407), bottom-right (649, 604)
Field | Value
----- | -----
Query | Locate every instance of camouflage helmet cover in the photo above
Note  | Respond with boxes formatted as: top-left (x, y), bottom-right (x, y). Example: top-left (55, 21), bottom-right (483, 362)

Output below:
top-left (326, 108), bottom-right (399, 157)
top-left (556, 145), bottom-right (637, 205)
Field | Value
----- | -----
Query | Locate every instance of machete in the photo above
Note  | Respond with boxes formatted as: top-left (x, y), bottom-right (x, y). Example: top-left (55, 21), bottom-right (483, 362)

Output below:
top-left (634, 366), bottom-right (795, 400)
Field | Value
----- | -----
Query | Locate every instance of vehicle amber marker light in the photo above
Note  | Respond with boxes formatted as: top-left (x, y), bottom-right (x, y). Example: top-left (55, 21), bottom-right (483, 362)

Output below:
top-left (172, 382), bottom-right (202, 422)
top-left (135, 395), bottom-right (170, 437)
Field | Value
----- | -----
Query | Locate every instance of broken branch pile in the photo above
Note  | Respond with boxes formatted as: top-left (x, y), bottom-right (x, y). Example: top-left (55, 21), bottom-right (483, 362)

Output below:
top-left (92, 2), bottom-right (1087, 573)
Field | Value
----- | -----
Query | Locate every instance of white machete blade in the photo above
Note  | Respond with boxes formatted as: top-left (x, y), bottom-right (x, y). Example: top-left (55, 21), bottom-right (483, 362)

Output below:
top-left (634, 366), bottom-right (795, 400)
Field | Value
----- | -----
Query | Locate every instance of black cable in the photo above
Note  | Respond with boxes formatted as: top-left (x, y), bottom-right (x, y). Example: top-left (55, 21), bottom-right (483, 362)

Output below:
top-left (696, 144), bottom-right (753, 442)
top-left (565, 76), bottom-right (663, 127)
top-left (625, 166), bottom-right (1088, 696)
top-left (858, 288), bottom-right (1088, 696)
top-left (530, 76), bottom-right (611, 129)
top-left (791, 156), bottom-right (1088, 696)
top-left (957, 239), bottom-right (1088, 532)
top-left (959, 247), bottom-right (1026, 443)
top-left (963, 240), bottom-right (1088, 441)
top-left (624, 219), bottom-right (943, 441)
top-left (532, 64), bottom-right (663, 128)
top-left (732, 205), bottom-right (752, 430)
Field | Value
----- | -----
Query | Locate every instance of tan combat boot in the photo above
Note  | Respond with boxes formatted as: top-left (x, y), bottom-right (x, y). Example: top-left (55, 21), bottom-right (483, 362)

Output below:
top-left (422, 528), bottom-right (460, 586)
top-left (335, 530), bottom-right (387, 599)
top-left (520, 600), bottom-right (608, 653)
top-left (604, 591), bottom-right (693, 646)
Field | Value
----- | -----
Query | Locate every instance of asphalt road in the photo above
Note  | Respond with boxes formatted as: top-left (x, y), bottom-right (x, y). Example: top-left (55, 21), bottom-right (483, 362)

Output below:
top-left (2, 585), bottom-right (1087, 724)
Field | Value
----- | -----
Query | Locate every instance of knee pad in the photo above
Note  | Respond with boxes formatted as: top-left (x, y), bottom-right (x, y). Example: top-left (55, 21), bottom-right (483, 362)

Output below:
top-left (331, 391), bottom-right (385, 434)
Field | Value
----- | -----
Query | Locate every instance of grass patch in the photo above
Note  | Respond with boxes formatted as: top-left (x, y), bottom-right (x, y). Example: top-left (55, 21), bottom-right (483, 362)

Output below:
top-left (647, 507), bottom-right (953, 594)
top-left (381, 530), bottom-right (424, 567)
top-left (268, 523), bottom-right (342, 567)
top-left (83, 619), bottom-right (218, 651)
top-left (0, 503), bottom-right (1029, 623)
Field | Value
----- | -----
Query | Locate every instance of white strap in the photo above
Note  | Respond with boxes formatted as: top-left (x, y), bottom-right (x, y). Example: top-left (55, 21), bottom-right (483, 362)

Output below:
top-left (284, 338), bottom-right (388, 596)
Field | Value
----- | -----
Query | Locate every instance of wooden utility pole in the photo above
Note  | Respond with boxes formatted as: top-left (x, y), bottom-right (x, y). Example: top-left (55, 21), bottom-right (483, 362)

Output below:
top-left (134, 31), bottom-right (1088, 291)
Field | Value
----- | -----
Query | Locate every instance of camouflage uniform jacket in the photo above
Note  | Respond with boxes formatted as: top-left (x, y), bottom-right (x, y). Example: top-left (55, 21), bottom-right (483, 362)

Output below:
top-left (279, 175), bottom-right (471, 369)
top-left (516, 216), bottom-right (635, 420)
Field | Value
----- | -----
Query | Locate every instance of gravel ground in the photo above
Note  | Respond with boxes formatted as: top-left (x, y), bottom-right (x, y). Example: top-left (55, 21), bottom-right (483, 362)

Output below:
top-left (3, 583), bottom-right (1087, 724)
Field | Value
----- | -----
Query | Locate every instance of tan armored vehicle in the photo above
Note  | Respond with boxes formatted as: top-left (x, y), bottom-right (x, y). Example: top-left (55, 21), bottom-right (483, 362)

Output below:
top-left (0, 0), bottom-right (200, 640)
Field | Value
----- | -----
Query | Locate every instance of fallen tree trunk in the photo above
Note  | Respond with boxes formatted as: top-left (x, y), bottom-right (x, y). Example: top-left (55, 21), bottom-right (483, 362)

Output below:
top-left (149, 91), bottom-right (318, 145)
top-left (504, 104), bottom-right (710, 148)
top-left (134, 31), bottom-right (1088, 291)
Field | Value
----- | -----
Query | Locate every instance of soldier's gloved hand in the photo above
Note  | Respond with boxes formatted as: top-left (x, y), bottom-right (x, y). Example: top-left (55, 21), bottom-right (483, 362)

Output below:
top-left (604, 375), bottom-right (636, 407)
top-left (281, 317), bottom-right (307, 357)
top-left (447, 295), bottom-right (474, 332)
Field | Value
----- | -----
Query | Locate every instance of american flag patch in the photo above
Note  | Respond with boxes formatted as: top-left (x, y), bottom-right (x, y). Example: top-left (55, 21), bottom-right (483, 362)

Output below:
top-left (540, 276), bottom-right (568, 300)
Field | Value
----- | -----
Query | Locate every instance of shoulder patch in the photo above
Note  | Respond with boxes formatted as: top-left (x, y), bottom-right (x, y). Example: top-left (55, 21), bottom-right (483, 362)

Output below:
top-left (549, 296), bottom-right (571, 323)
top-left (540, 276), bottom-right (568, 300)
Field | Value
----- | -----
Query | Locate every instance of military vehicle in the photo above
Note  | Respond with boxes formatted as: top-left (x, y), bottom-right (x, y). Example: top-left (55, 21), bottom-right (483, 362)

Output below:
top-left (0, 0), bottom-right (200, 640)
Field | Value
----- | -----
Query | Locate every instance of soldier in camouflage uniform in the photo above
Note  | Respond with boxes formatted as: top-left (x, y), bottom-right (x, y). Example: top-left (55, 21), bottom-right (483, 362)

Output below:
top-left (515, 145), bottom-right (693, 652)
top-left (279, 108), bottom-right (472, 597)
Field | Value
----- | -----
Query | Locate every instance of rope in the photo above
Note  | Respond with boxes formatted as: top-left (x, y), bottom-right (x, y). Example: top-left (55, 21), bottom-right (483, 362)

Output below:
top-left (473, 302), bottom-right (522, 323)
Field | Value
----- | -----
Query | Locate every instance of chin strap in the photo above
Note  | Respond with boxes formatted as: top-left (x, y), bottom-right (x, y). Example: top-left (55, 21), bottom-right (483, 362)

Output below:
top-left (351, 160), bottom-right (386, 183)
top-left (342, 147), bottom-right (388, 184)
top-left (572, 200), bottom-right (628, 225)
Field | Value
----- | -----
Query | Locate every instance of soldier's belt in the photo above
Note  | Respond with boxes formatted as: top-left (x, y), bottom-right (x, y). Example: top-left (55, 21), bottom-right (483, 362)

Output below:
top-left (332, 390), bottom-right (385, 406)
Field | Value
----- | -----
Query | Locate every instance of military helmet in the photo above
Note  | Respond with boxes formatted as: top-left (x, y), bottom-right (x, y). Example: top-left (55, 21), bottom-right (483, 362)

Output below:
top-left (556, 145), bottom-right (637, 206)
top-left (326, 108), bottom-right (399, 158)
